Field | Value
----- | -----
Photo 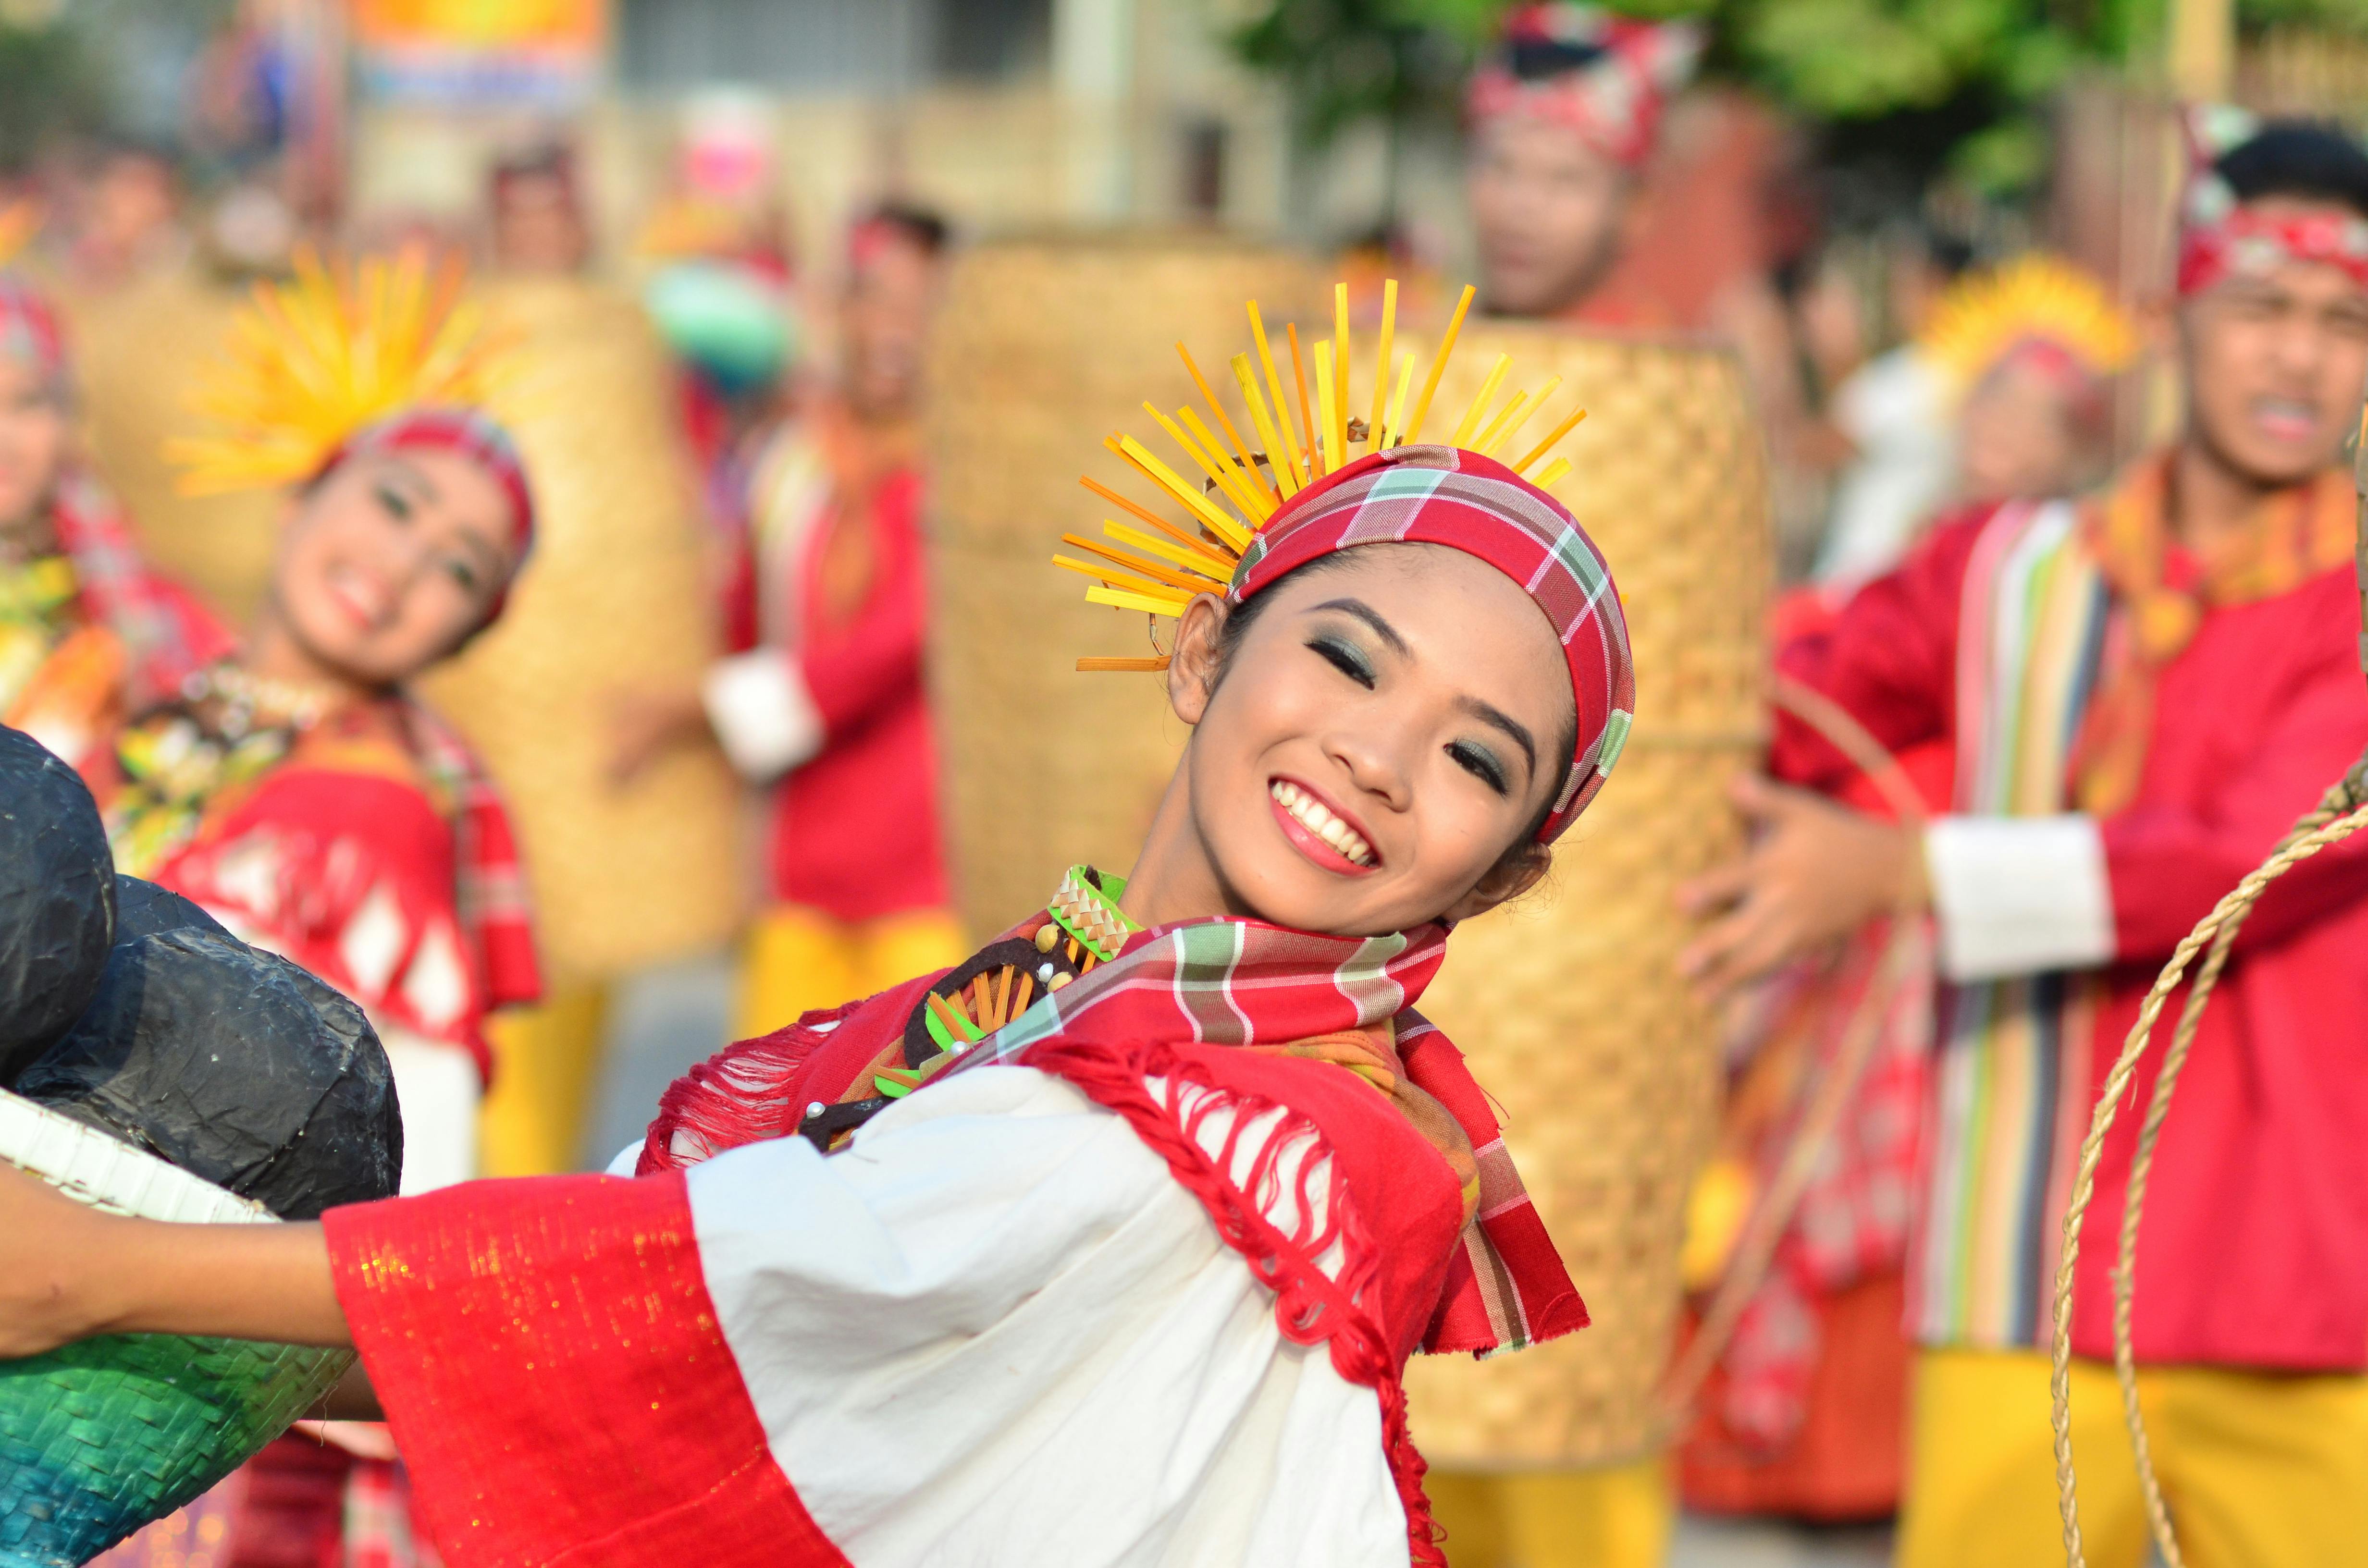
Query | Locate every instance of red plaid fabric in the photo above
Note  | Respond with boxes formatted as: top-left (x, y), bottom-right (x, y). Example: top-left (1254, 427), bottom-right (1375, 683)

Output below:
top-left (0, 272), bottom-right (66, 383)
top-left (400, 700), bottom-right (543, 1017)
top-left (1233, 444), bottom-right (1635, 842)
top-left (1715, 917), bottom-right (1933, 1447)
top-left (49, 470), bottom-right (235, 710)
top-left (1465, 3), bottom-right (1702, 167)
top-left (947, 909), bottom-right (1589, 1356)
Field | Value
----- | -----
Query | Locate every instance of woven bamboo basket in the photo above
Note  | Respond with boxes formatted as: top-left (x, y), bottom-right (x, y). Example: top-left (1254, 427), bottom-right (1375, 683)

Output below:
top-left (53, 272), bottom-right (282, 623)
top-left (922, 235), bottom-right (1320, 932)
top-left (0, 1090), bottom-right (350, 1568)
top-left (1397, 323), bottom-right (1769, 1469)
top-left (416, 277), bottom-right (741, 986)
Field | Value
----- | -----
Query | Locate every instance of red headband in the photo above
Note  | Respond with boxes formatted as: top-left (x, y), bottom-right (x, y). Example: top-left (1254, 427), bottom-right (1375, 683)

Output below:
top-left (1465, 4), bottom-right (1702, 169)
top-left (1231, 446), bottom-right (1634, 842)
top-left (2176, 197), bottom-right (2368, 296)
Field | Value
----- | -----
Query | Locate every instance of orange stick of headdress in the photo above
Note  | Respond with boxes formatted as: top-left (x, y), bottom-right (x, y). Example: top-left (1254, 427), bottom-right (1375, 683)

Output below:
top-left (1331, 282), bottom-right (1353, 463)
top-left (1232, 352), bottom-right (1299, 500)
top-left (1404, 283), bottom-right (1476, 445)
top-left (1178, 342), bottom-right (1280, 511)
top-left (1366, 278), bottom-right (1397, 453)
top-left (1077, 655), bottom-right (1172, 673)
top-left (1247, 303), bottom-right (1307, 489)
top-left (1053, 553), bottom-right (1193, 601)
top-left (1513, 406), bottom-right (1590, 475)
top-left (1060, 534), bottom-right (1214, 595)
top-left (1078, 475), bottom-right (1231, 567)
top-left (1287, 323), bottom-right (1321, 478)
top-left (1484, 375), bottom-right (1562, 458)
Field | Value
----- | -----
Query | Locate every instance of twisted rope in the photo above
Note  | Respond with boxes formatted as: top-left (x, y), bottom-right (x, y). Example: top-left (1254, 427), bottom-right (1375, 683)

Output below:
top-left (2048, 778), bottom-right (2368, 1568)
top-left (1655, 674), bottom-right (1928, 1428)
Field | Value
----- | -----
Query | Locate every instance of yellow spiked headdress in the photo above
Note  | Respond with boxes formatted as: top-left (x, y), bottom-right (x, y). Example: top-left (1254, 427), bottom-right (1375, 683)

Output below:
top-left (166, 245), bottom-right (517, 499)
top-left (1918, 254), bottom-right (2138, 397)
top-left (1059, 278), bottom-right (1591, 673)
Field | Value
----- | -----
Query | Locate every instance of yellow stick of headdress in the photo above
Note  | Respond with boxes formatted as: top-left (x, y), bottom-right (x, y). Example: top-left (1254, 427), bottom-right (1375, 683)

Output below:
top-left (1381, 352), bottom-right (1416, 449)
top-left (1109, 434), bottom-right (1253, 551)
top-left (1081, 476), bottom-right (1242, 574)
top-left (1054, 554), bottom-right (1193, 601)
top-left (1177, 343), bottom-right (1280, 512)
top-left (1145, 403), bottom-right (1265, 522)
top-left (1403, 284), bottom-right (1475, 445)
top-left (1059, 534), bottom-right (1218, 595)
top-left (1452, 354), bottom-right (1513, 447)
top-left (1101, 521), bottom-right (1233, 582)
top-left (1482, 375), bottom-right (1560, 458)
top-left (1179, 406), bottom-right (1276, 521)
top-left (1232, 352), bottom-right (1300, 500)
top-left (1366, 279), bottom-right (1397, 453)
top-left (1087, 584), bottom-right (1193, 615)
top-left (1472, 390), bottom-right (1531, 457)
top-left (1513, 405), bottom-right (1590, 475)
top-left (1531, 456), bottom-right (1573, 489)
top-left (1331, 282), bottom-right (1352, 463)
top-left (1287, 324), bottom-right (1320, 478)
top-left (1315, 342), bottom-right (1344, 476)
top-left (1247, 303), bottom-right (1307, 489)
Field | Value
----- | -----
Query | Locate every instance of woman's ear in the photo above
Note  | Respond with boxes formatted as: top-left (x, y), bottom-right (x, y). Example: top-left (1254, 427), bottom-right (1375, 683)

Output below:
top-left (1442, 842), bottom-right (1552, 924)
top-left (1165, 592), bottom-right (1230, 726)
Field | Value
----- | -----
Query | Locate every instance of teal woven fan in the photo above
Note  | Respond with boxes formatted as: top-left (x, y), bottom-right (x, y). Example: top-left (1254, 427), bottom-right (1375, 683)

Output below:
top-left (0, 1091), bottom-right (351, 1568)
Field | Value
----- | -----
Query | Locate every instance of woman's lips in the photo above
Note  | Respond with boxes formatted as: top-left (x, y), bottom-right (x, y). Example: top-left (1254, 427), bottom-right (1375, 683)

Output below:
top-left (323, 566), bottom-right (390, 632)
top-left (1268, 776), bottom-right (1380, 877)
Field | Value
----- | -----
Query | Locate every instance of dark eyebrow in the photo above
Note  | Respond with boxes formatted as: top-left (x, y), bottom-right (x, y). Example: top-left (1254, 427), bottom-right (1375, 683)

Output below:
top-left (1309, 597), bottom-right (1409, 658)
top-left (375, 454), bottom-right (439, 502)
top-left (1457, 696), bottom-right (1537, 778)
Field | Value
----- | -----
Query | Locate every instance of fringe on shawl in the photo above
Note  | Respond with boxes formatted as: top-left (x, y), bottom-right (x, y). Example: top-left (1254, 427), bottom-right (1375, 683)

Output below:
top-left (1022, 1037), bottom-right (1447, 1568)
top-left (637, 1003), bottom-right (865, 1173)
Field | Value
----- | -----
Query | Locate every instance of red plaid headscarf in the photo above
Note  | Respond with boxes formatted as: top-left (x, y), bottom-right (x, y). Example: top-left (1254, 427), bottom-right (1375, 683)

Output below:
top-left (1466, 2), bottom-right (1703, 169)
top-left (2175, 109), bottom-right (2368, 297)
top-left (1231, 444), bottom-right (1635, 842)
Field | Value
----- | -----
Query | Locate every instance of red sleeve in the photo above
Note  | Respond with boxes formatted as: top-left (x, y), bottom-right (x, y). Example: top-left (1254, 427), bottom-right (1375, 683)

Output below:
top-left (798, 470), bottom-right (928, 740)
top-left (2104, 572), bottom-right (2368, 964)
top-left (1768, 511), bottom-right (1991, 793)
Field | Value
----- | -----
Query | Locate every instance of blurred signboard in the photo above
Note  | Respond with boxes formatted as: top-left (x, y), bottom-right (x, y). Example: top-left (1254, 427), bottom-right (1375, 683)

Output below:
top-left (352, 0), bottom-right (607, 107)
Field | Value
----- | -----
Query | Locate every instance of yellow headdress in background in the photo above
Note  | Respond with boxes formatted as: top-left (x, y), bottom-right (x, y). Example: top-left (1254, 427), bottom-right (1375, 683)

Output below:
top-left (1058, 280), bottom-right (1590, 671)
top-left (1919, 254), bottom-right (2139, 397)
top-left (166, 246), bottom-right (513, 496)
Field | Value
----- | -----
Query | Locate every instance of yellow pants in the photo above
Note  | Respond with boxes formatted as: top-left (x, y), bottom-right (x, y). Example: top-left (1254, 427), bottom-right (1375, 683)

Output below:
top-left (735, 903), bottom-right (968, 1042)
top-left (478, 983), bottom-right (608, 1178)
top-left (1424, 1460), bottom-right (1672, 1568)
top-left (1899, 1348), bottom-right (2368, 1568)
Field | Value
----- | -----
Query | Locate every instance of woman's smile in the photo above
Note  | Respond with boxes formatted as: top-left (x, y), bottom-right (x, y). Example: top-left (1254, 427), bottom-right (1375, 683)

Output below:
top-left (1269, 775), bottom-right (1380, 874)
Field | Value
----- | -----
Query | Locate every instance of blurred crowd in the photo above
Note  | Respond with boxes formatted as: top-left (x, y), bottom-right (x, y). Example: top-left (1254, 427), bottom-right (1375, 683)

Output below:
top-left (8, 1), bottom-right (2368, 1567)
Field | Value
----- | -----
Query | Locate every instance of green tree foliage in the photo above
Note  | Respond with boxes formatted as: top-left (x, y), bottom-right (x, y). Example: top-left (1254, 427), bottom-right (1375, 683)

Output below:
top-left (0, 20), bottom-right (104, 173)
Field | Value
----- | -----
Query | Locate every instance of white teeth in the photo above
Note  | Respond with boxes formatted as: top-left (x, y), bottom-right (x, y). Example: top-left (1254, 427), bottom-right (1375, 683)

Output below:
top-left (1269, 780), bottom-right (1374, 867)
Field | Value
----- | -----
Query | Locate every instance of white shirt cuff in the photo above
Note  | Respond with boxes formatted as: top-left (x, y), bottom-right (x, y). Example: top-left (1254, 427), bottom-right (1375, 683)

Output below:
top-left (703, 650), bottom-right (825, 782)
top-left (1925, 814), bottom-right (2116, 982)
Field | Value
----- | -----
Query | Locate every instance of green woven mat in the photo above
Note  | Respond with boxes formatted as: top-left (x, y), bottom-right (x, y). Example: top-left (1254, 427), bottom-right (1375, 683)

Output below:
top-left (0, 1332), bottom-right (351, 1567)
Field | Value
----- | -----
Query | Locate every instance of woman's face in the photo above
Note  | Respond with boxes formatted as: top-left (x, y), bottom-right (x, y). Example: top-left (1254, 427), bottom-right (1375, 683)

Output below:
top-left (1955, 355), bottom-right (2091, 504)
top-left (269, 446), bottom-right (519, 687)
top-left (0, 358), bottom-right (69, 539)
top-left (1172, 543), bottom-right (1574, 937)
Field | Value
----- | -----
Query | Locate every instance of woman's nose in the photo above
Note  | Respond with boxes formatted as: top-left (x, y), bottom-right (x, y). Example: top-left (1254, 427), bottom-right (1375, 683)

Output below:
top-left (1327, 726), bottom-right (1413, 811)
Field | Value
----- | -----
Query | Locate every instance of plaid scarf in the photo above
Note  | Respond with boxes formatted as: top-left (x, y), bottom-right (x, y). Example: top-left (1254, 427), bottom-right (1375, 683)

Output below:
top-left (49, 468), bottom-right (232, 711)
top-left (399, 699), bottom-right (543, 1014)
top-left (941, 900), bottom-right (1589, 1357)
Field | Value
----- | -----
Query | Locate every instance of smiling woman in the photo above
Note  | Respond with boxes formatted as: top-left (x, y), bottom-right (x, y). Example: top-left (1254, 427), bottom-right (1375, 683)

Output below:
top-left (0, 281), bottom-right (1629, 1568)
